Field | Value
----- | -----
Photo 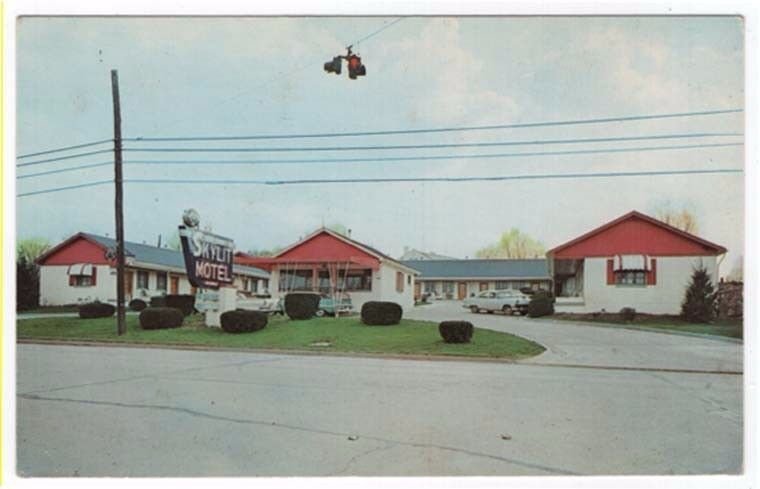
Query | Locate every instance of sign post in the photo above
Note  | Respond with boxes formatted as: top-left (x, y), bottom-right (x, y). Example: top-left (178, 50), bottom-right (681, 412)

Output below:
top-left (178, 209), bottom-right (237, 327)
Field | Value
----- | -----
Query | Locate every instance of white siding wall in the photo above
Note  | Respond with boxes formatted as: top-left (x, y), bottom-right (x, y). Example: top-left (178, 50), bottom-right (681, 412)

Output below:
top-left (39, 265), bottom-right (117, 306)
top-left (583, 256), bottom-right (719, 314)
top-left (378, 262), bottom-right (415, 311)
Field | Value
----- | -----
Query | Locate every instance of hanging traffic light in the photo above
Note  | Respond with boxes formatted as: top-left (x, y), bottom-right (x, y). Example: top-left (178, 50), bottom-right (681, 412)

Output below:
top-left (347, 54), bottom-right (366, 79)
top-left (323, 46), bottom-right (366, 80)
top-left (323, 56), bottom-right (342, 75)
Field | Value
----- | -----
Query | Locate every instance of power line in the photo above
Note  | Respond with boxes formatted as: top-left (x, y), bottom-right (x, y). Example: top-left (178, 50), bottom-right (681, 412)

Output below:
top-left (120, 132), bottom-right (742, 154)
top-left (122, 142), bottom-right (742, 168)
top-left (16, 168), bottom-right (743, 198)
top-left (16, 180), bottom-right (112, 197)
top-left (17, 138), bottom-right (113, 159)
top-left (16, 149), bottom-right (114, 168)
top-left (351, 17), bottom-right (404, 46)
top-left (16, 161), bottom-right (112, 180)
top-left (126, 108), bottom-right (743, 142)
top-left (15, 142), bottom-right (742, 180)
top-left (125, 168), bottom-right (743, 186)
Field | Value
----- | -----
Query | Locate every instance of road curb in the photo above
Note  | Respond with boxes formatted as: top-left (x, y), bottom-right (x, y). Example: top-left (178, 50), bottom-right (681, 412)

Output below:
top-left (544, 318), bottom-right (743, 344)
top-left (17, 339), bottom-right (742, 375)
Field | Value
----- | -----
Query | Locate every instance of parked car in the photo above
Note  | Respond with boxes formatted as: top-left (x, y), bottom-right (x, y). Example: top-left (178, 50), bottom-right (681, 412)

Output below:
top-left (316, 294), bottom-right (353, 317)
top-left (462, 289), bottom-right (531, 315)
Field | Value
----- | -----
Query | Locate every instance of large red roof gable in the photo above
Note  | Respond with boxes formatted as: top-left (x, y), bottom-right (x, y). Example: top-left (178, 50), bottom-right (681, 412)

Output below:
top-left (548, 211), bottom-right (727, 259)
top-left (37, 234), bottom-right (111, 265)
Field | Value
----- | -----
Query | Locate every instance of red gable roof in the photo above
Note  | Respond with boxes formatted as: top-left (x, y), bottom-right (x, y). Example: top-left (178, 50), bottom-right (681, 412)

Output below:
top-left (235, 228), bottom-right (419, 273)
top-left (547, 211), bottom-right (727, 259)
top-left (36, 233), bottom-right (111, 266)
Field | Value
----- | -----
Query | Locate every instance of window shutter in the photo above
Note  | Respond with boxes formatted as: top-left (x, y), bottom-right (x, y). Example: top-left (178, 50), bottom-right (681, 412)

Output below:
top-left (91, 267), bottom-right (97, 286)
top-left (647, 259), bottom-right (657, 285)
top-left (606, 259), bottom-right (614, 285)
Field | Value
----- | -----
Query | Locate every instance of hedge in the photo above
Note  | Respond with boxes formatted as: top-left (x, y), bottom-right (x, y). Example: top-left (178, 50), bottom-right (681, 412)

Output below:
top-left (439, 321), bottom-right (474, 343)
top-left (284, 292), bottom-right (321, 320)
top-left (139, 307), bottom-right (184, 330)
top-left (527, 295), bottom-right (554, 318)
top-left (361, 301), bottom-right (402, 326)
top-left (79, 302), bottom-right (115, 319)
top-left (619, 307), bottom-right (636, 322)
top-left (220, 310), bottom-right (268, 334)
top-left (128, 299), bottom-right (147, 311)
top-left (150, 296), bottom-right (167, 308)
top-left (165, 294), bottom-right (196, 316)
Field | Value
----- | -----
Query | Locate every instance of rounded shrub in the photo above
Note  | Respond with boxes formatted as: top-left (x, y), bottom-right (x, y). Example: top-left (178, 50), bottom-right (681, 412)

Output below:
top-left (220, 310), bottom-right (268, 334)
top-left (284, 292), bottom-right (321, 320)
top-left (79, 302), bottom-right (115, 319)
top-left (139, 307), bottom-right (184, 330)
top-left (361, 301), bottom-right (403, 326)
top-left (165, 294), bottom-right (196, 316)
top-left (619, 307), bottom-right (636, 322)
top-left (527, 295), bottom-right (554, 318)
top-left (439, 321), bottom-right (474, 343)
top-left (149, 296), bottom-right (167, 308)
top-left (128, 299), bottom-right (147, 311)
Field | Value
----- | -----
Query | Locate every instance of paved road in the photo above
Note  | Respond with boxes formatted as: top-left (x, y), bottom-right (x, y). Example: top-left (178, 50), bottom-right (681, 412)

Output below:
top-left (17, 344), bottom-right (742, 477)
top-left (406, 301), bottom-right (742, 373)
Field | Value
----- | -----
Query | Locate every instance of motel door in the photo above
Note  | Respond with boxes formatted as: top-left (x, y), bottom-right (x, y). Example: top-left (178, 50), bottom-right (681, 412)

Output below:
top-left (479, 282), bottom-right (488, 291)
top-left (457, 282), bottom-right (467, 300)
top-left (170, 276), bottom-right (180, 295)
top-left (124, 271), bottom-right (134, 300)
top-left (414, 282), bottom-right (421, 301)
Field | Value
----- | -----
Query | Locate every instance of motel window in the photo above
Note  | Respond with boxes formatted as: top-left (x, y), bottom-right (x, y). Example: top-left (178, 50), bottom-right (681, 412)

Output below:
top-left (137, 270), bottom-right (150, 289)
top-left (156, 272), bottom-right (167, 291)
top-left (441, 282), bottom-right (454, 294)
top-left (615, 271), bottom-right (646, 286)
top-left (396, 272), bottom-right (404, 293)
top-left (279, 270), bottom-right (313, 291)
top-left (494, 281), bottom-right (510, 290)
top-left (345, 269), bottom-right (372, 291)
top-left (407, 275), bottom-right (412, 285)
top-left (318, 271), bottom-right (332, 293)
top-left (424, 282), bottom-right (436, 293)
top-left (69, 274), bottom-right (94, 287)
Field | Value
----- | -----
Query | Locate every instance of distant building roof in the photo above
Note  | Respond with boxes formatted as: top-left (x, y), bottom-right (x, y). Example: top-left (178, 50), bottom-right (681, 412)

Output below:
top-left (398, 248), bottom-right (457, 261)
top-left (401, 259), bottom-right (550, 280)
top-left (76, 233), bottom-right (269, 278)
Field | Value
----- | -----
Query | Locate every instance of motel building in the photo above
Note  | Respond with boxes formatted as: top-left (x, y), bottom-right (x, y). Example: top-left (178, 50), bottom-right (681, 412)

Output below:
top-left (548, 211), bottom-right (727, 314)
top-left (401, 259), bottom-right (552, 300)
top-left (36, 232), bottom-right (270, 306)
top-left (235, 228), bottom-right (420, 311)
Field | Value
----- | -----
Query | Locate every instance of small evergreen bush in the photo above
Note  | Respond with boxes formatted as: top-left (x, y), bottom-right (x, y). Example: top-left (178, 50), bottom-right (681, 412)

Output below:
top-left (128, 299), bottom-right (147, 311)
top-left (139, 307), bottom-right (184, 330)
top-left (149, 296), bottom-right (167, 308)
top-left (79, 302), bottom-right (115, 319)
top-left (165, 294), bottom-right (196, 316)
top-left (284, 292), bottom-right (321, 320)
top-left (439, 321), bottom-right (474, 343)
top-left (361, 301), bottom-right (402, 326)
top-left (681, 267), bottom-right (716, 323)
top-left (527, 295), bottom-right (554, 317)
top-left (619, 307), bottom-right (636, 322)
top-left (220, 310), bottom-right (268, 333)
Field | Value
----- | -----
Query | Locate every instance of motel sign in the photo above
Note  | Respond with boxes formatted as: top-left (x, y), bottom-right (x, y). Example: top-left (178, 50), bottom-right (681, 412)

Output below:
top-left (178, 209), bottom-right (234, 289)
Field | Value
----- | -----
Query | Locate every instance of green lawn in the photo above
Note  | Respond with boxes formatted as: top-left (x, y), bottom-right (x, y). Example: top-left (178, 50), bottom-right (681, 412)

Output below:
top-left (17, 314), bottom-right (546, 359)
top-left (552, 313), bottom-right (743, 339)
top-left (18, 305), bottom-right (80, 314)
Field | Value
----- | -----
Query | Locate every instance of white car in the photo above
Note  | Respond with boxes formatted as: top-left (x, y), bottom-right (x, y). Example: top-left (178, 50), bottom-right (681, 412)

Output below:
top-left (462, 289), bottom-right (531, 315)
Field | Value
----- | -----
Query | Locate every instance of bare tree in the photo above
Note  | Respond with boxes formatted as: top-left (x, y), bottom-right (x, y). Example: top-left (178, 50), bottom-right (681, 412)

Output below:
top-left (654, 203), bottom-right (699, 234)
top-left (475, 228), bottom-right (545, 259)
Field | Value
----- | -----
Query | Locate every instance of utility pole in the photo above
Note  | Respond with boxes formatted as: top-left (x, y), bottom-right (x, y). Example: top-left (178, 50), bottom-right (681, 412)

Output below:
top-left (111, 69), bottom-right (127, 336)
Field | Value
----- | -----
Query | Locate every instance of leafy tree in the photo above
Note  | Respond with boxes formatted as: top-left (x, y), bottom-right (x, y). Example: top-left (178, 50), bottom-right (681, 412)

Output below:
top-left (475, 228), bottom-right (545, 259)
top-left (16, 238), bottom-right (50, 311)
top-left (326, 222), bottom-right (349, 236)
top-left (246, 247), bottom-right (283, 257)
top-left (727, 255), bottom-right (743, 282)
top-left (166, 231), bottom-right (182, 251)
top-left (681, 266), bottom-right (716, 323)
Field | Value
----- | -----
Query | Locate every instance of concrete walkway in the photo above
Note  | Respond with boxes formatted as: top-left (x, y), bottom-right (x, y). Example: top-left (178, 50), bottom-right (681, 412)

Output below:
top-left (405, 301), bottom-right (742, 373)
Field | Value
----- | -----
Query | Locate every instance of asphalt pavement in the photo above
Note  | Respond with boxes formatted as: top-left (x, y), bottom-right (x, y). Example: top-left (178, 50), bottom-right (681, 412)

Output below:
top-left (405, 301), bottom-right (743, 373)
top-left (17, 343), bottom-right (742, 477)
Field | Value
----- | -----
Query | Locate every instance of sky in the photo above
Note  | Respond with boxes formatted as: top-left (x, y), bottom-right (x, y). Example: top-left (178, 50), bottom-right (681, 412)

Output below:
top-left (15, 16), bottom-right (746, 275)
